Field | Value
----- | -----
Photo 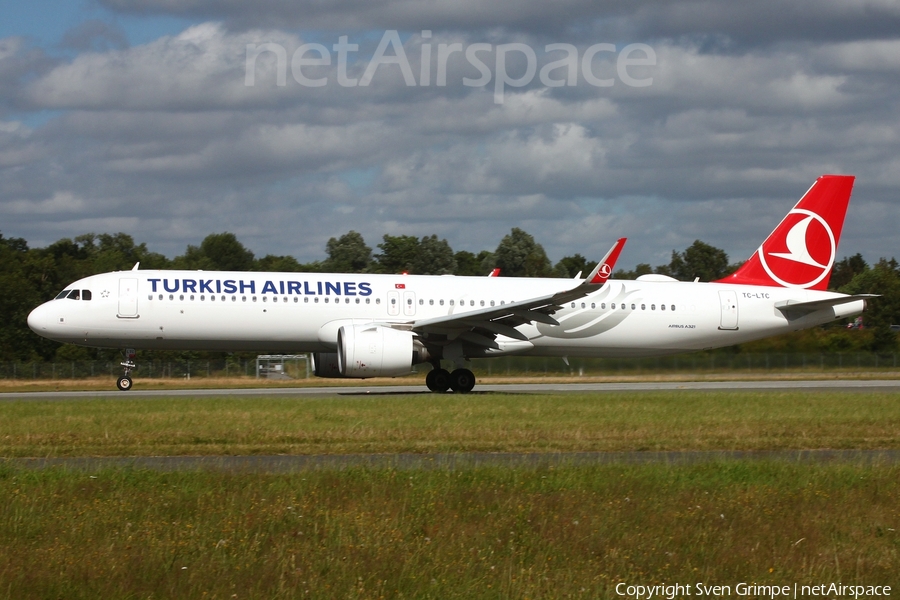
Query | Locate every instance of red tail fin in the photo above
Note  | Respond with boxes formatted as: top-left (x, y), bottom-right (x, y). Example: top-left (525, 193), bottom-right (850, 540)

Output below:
top-left (715, 175), bottom-right (855, 290)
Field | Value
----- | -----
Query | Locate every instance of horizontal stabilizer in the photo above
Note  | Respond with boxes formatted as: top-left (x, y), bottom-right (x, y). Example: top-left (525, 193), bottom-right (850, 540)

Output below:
top-left (775, 294), bottom-right (877, 315)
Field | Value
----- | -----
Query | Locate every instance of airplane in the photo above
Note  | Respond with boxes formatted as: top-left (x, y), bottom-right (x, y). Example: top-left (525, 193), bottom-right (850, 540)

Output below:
top-left (27, 175), bottom-right (873, 393)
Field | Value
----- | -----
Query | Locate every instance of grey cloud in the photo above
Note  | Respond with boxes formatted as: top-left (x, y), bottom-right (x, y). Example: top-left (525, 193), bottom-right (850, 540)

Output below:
top-left (60, 20), bottom-right (130, 52)
top-left (97, 0), bottom-right (900, 46)
top-left (0, 37), bottom-right (56, 115)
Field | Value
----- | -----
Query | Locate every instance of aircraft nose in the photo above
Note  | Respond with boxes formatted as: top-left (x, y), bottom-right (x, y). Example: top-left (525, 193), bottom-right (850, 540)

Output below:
top-left (27, 302), bottom-right (55, 335)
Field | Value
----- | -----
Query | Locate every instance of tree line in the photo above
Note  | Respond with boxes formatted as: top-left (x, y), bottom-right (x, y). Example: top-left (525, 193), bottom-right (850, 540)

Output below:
top-left (1, 228), bottom-right (897, 362)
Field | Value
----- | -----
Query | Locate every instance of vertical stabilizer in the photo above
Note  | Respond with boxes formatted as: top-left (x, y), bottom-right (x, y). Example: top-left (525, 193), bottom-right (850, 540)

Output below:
top-left (715, 175), bottom-right (855, 290)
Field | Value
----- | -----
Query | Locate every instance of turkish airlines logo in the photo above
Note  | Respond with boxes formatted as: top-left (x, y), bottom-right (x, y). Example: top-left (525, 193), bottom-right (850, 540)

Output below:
top-left (598, 263), bottom-right (612, 277)
top-left (758, 208), bottom-right (835, 288)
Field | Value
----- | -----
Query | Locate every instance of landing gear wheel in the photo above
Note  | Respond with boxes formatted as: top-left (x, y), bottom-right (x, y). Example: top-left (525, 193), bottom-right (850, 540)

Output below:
top-left (426, 368), bottom-right (451, 392)
top-left (449, 368), bottom-right (476, 393)
top-left (117, 348), bottom-right (137, 391)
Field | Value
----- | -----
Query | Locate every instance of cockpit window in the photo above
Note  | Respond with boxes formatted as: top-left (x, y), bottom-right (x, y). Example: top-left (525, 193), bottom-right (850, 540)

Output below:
top-left (58, 289), bottom-right (92, 300)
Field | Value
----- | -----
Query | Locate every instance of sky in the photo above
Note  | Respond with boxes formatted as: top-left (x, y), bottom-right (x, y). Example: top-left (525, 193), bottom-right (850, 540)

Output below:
top-left (1, 0), bottom-right (899, 269)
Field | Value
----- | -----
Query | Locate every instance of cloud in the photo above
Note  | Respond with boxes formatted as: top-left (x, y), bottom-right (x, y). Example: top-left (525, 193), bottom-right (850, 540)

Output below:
top-left (96, 0), bottom-right (900, 46)
top-left (60, 20), bottom-right (130, 52)
top-left (3, 6), bottom-right (900, 267)
top-left (28, 23), bottom-right (305, 111)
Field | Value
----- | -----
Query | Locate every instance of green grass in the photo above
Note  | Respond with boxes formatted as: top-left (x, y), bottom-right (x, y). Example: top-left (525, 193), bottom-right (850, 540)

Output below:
top-left (0, 462), bottom-right (897, 599)
top-left (0, 391), bottom-right (898, 457)
top-left (1, 391), bottom-right (898, 598)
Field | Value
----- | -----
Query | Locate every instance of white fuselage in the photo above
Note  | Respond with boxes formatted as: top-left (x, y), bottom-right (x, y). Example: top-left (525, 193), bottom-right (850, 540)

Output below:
top-left (27, 270), bottom-right (863, 358)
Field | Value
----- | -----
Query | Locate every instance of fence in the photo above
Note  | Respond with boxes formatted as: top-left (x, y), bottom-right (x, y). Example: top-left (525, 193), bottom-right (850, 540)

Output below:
top-left (0, 353), bottom-right (897, 381)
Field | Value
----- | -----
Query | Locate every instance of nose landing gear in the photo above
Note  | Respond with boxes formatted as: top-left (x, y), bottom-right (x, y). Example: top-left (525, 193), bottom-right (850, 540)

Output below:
top-left (117, 348), bottom-right (136, 391)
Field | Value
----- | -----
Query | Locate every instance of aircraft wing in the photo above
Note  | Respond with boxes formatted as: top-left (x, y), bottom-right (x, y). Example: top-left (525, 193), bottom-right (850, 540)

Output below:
top-left (409, 238), bottom-right (626, 348)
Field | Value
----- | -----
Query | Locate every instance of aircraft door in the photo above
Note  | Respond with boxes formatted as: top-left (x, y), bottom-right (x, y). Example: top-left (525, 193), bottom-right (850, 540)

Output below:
top-left (118, 278), bottom-right (139, 318)
top-left (718, 290), bottom-right (738, 330)
top-left (403, 291), bottom-right (416, 316)
top-left (387, 291), bottom-right (400, 316)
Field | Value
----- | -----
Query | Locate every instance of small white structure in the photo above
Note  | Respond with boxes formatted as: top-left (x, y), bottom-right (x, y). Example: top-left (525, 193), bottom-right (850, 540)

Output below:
top-left (255, 354), bottom-right (309, 379)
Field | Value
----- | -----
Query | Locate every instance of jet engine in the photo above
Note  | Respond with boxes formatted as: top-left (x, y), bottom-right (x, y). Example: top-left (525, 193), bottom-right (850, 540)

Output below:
top-left (336, 324), bottom-right (430, 378)
top-left (311, 352), bottom-right (343, 377)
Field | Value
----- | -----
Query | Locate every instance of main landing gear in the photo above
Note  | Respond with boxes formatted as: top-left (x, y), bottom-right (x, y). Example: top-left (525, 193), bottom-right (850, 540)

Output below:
top-left (426, 365), bottom-right (476, 393)
top-left (117, 348), bottom-right (136, 391)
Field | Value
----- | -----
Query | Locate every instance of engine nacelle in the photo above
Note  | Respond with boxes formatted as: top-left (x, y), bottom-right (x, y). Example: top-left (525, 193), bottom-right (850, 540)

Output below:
top-left (312, 352), bottom-right (344, 378)
top-left (337, 324), bottom-right (428, 378)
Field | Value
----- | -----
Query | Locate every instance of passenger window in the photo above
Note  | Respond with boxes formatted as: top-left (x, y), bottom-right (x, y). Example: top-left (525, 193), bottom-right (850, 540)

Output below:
top-left (651, 304), bottom-right (655, 310)
top-left (449, 300), bottom-right (454, 306)
top-left (581, 302), bottom-right (586, 309)
top-left (170, 294), bottom-right (175, 301)
top-left (641, 304), bottom-right (645, 310)
top-left (591, 303), bottom-right (595, 309)
top-left (480, 300), bottom-right (484, 306)
top-left (631, 304), bottom-right (635, 310)
top-left (440, 299), bottom-right (445, 306)
top-left (571, 302), bottom-right (576, 308)
top-left (179, 295), bottom-right (184, 301)
top-left (661, 304), bottom-right (666, 311)
top-left (419, 299), bottom-right (424, 305)
top-left (671, 305), bottom-right (676, 311)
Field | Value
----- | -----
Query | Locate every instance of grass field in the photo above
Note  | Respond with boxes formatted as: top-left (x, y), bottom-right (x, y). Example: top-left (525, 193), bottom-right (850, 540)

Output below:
top-left (0, 390), bottom-right (898, 456)
top-left (0, 390), bottom-right (898, 598)
top-left (0, 462), bottom-right (897, 599)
